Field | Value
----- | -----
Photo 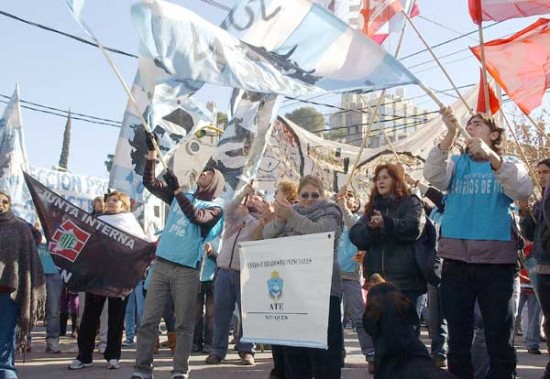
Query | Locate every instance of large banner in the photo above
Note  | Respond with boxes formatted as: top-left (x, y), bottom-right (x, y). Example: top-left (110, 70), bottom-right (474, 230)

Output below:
top-left (24, 172), bottom-right (156, 297)
top-left (239, 233), bottom-right (334, 348)
top-left (29, 166), bottom-right (108, 213)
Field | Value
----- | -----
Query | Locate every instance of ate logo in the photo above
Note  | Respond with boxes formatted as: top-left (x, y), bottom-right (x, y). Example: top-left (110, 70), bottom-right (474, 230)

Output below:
top-left (49, 220), bottom-right (91, 263)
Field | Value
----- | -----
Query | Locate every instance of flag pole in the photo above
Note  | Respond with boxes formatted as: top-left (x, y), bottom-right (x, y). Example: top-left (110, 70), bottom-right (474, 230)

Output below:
top-left (401, 10), bottom-right (474, 118)
top-left (346, 15), bottom-right (409, 185)
top-left (477, 21), bottom-right (492, 115)
top-left (70, 15), bottom-right (169, 170)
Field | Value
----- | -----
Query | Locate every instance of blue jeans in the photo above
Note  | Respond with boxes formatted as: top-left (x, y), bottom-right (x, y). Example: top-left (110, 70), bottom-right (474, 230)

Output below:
top-left (427, 283), bottom-right (447, 360)
top-left (401, 290), bottom-right (425, 337)
top-left (125, 281), bottom-right (145, 342)
top-left (342, 279), bottom-right (374, 358)
top-left (518, 291), bottom-right (541, 349)
top-left (0, 293), bottom-right (18, 379)
top-left (45, 274), bottom-right (63, 342)
top-left (211, 269), bottom-right (253, 358)
top-left (441, 260), bottom-right (516, 379)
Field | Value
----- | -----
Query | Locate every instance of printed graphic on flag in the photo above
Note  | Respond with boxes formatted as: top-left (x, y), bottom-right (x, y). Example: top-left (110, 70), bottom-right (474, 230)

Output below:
top-left (50, 219), bottom-right (92, 262)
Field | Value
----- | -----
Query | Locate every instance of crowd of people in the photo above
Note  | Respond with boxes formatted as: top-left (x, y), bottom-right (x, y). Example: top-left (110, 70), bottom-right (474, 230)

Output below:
top-left (1, 106), bottom-right (550, 379)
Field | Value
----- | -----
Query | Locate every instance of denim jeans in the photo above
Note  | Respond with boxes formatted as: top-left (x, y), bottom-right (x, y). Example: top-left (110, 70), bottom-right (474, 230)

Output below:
top-left (283, 295), bottom-right (343, 379)
top-left (517, 291), bottom-right (541, 349)
top-left (342, 279), bottom-right (374, 358)
top-left (441, 260), bottom-right (516, 379)
top-left (125, 281), bottom-right (145, 343)
top-left (211, 269), bottom-right (254, 358)
top-left (0, 294), bottom-right (18, 379)
top-left (45, 274), bottom-right (63, 343)
top-left (401, 290), bottom-right (425, 337)
top-left (134, 260), bottom-right (199, 378)
top-left (427, 283), bottom-right (447, 360)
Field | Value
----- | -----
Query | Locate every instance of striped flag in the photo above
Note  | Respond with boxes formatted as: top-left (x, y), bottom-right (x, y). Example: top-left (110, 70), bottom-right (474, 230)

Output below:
top-left (360, 0), bottom-right (419, 45)
top-left (469, 0), bottom-right (550, 24)
top-left (471, 18), bottom-right (550, 114)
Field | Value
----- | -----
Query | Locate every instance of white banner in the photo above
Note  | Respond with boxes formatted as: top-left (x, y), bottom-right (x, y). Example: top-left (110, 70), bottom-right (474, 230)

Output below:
top-left (239, 232), bottom-right (334, 348)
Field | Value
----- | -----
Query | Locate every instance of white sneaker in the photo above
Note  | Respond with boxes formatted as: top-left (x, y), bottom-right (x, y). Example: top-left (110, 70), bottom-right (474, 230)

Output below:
top-left (68, 359), bottom-right (92, 370)
top-left (46, 340), bottom-right (61, 354)
top-left (107, 359), bottom-right (120, 369)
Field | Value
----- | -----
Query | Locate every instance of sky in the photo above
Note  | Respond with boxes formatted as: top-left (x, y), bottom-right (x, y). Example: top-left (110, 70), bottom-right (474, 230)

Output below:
top-left (0, 0), bottom-right (545, 179)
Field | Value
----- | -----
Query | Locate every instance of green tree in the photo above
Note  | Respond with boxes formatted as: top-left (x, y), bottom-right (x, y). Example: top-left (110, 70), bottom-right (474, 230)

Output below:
top-left (285, 107), bottom-right (325, 133)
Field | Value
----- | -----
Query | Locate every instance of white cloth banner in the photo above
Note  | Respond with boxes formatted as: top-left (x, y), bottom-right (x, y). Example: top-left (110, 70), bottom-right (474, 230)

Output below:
top-left (239, 232), bottom-right (334, 348)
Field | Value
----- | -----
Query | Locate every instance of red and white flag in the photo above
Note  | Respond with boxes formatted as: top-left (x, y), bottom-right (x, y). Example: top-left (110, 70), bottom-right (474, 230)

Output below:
top-left (471, 18), bottom-right (550, 114)
top-left (476, 69), bottom-right (501, 115)
top-left (360, 0), bottom-right (419, 45)
top-left (469, 0), bottom-right (550, 24)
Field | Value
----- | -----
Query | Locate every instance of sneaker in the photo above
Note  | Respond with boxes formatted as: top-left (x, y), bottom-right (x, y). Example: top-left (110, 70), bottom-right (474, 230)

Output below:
top-left (528, 347), bottom-right (542, 355)
top-left (107, 359), bottom-right (121, 369)
top-left (46, 342), bottom-right (61, 354)
top-left (171, 374), bottom-right (186, 379)
top-left (98, 345), bottom-right (106, 354)
top-left (205, 354), bottom-right (223, 364)
top-left (122, 340), bottom-right (134, 347)
top-left (202, 345), bottom-right (212, 354)
top-left (434, 358), bottom-right (447, 368)
top-left (130, 373), bottom-right (154, 379)
top-left (240, 353), bottom-right (255, 366)
top-left (68, 359), bottom-right (92, 370)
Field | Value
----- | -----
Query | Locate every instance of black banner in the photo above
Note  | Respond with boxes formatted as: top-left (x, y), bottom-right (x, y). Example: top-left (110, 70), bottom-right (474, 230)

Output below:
top-left (24, 172), bottom-right (155, 297)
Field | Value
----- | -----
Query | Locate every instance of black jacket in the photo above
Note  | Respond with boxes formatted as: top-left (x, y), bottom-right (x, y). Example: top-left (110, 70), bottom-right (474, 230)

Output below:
top-left (350, 194), bottom-right (426, 292)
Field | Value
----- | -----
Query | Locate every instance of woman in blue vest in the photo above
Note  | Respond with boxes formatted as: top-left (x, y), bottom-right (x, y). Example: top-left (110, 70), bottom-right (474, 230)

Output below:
top-left (132, 133), bottom-right (225, 379)
top-left (423, 107), bottom-right (533, 379)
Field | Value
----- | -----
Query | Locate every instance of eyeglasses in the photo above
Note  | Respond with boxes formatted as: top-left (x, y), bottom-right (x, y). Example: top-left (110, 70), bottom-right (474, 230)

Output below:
top-left (300, 192), bottom-right (320, 200)
top-left (0, 199), bottom-right (9, 205)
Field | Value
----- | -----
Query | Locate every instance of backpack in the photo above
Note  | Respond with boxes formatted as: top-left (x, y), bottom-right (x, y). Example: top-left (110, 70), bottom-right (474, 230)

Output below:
top-left (413, 217), bottom-right (442, 286)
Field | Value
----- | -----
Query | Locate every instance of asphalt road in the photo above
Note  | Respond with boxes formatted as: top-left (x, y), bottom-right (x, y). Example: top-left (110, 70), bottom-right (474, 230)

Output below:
top-left (14, 326), bottom-right (549, 379)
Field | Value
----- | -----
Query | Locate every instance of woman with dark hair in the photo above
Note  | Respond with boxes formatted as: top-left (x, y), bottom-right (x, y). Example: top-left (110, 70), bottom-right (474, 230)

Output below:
top-left (423, 107), bottom-right (533, 379)
top-left (349, 163), bottom-right (426, 309)
top-left (69, 191), bottom-right (148, 371)
top-left (263, 175), bottom-right (343, 379)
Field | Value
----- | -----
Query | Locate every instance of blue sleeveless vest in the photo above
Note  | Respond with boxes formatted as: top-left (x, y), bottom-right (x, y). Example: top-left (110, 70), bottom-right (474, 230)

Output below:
top-left (156, 194), bottom-right (224, 268)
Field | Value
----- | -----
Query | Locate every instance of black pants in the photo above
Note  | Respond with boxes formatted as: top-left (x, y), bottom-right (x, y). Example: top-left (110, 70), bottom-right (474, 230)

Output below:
top-left (193, 281), bottom-right (214, 348)
top-left (76, 293), bottom-right (128, 363)
top-left (283, 295), bottom-right (343, 379)
top-left (441, 260), bottom-right (516, 379)
top-left (536, 274), bottom-right (550, 376)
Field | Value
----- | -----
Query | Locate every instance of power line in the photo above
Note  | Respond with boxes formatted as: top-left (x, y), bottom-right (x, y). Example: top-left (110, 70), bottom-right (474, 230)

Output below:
top-left (0, 10), bottom-right (137, 59)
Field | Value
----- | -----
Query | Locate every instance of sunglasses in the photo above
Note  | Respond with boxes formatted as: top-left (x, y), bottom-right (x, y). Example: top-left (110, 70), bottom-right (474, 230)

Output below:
top-left (300, 192), bottom-right (320, 200)
top-left (0, 200), bottom-right (9, 205)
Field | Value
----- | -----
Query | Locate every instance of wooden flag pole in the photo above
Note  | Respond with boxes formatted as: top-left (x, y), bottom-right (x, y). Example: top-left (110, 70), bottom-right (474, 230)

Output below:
top-left (346, 18), bottom-right (409, 185)
top-left (477, 22), bottom-right (492, 116)
top-left (401, 10), bottom-right (475, 119)
top-left (76, 21), bottom-right (169, 170)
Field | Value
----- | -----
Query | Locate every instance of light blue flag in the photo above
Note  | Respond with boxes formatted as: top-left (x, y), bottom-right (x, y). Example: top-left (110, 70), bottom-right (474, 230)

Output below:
top-left (0, 85), bottom-right (35, 222)
top-left (222, 0), bottom-right (419, 92)
top-left (131, 0), bottom-right (321, 98)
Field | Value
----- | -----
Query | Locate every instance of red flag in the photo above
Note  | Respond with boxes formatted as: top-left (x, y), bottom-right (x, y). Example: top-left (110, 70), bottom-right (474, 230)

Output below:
top-left (360, 0), bottom-right (418, 45)
top-left (476, 70), bottom-right (501, 115)
top-left (471, 18), bottom-right (550, 115)
top-left (469, 0), bottom-right (550, 24)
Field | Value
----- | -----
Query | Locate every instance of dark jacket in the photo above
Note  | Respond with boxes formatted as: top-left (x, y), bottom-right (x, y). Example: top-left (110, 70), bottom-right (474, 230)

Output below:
top-left (520, 201), bottom-right (547, 264)
top-left (350, 194), bottom-right (426, 293)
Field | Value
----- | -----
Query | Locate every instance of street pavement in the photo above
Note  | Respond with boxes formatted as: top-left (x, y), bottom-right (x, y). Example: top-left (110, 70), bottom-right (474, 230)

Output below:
top-left (15, 326), bottom-right (549, 379)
